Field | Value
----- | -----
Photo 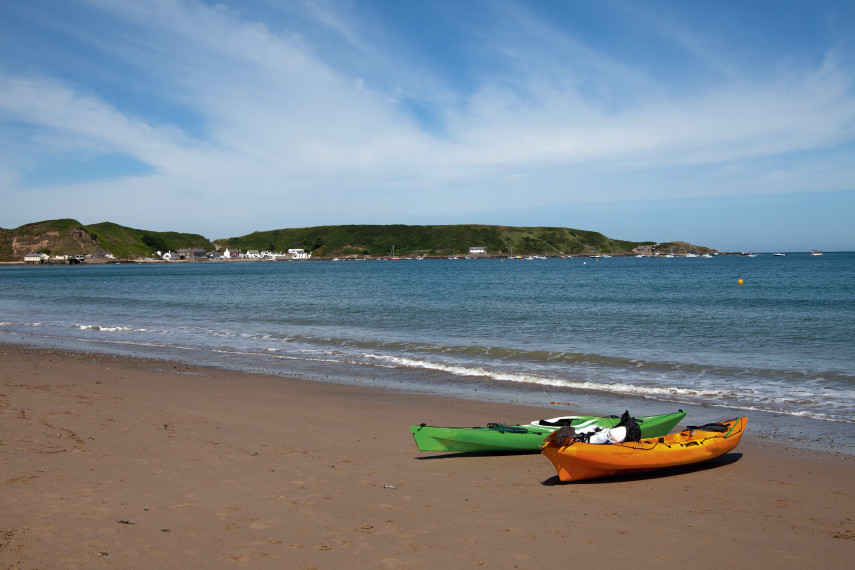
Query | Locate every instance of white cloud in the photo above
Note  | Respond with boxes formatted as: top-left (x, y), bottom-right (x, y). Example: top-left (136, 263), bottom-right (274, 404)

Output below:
top-left (0, 0), bottom-right (853, 247)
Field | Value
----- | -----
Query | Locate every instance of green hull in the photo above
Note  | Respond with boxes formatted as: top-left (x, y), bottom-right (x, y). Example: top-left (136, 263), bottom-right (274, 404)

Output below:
top-left (411, 411), bottom-right (686, 453)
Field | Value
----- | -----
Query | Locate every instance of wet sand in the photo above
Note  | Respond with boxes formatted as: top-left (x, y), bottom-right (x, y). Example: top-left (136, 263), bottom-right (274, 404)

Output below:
top-left (1, 345), bottom-right (853, 568)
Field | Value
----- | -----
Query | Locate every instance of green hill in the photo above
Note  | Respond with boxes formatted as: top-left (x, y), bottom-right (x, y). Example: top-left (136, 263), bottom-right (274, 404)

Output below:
top-left (1, 220), bottom-right (715, 262)
top-left (86, 221), bottom-right (213, 259)
top-left (0, 219), bottom-right (213, 262)
top-left (213, 224), bottom-right (678, 257)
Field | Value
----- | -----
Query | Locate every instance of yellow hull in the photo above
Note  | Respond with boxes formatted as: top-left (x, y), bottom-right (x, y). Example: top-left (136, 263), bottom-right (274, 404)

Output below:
top-left (541, 417), bottom-right (747, 482)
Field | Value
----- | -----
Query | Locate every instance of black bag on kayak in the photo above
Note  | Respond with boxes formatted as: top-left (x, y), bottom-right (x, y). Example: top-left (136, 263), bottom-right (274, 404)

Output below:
top-left (616, 410), bottom-right (642, 442)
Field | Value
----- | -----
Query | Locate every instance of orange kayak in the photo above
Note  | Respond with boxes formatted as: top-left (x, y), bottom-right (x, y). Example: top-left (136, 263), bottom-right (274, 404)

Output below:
top-left (541, 416), bottom-right (747, 482)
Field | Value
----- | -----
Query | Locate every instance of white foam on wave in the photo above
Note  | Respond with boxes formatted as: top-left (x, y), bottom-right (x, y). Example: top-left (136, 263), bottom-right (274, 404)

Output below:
top-left (0, 321), bottom-right (43, 327)
top-left (362, 352), bottom-right (855, 424)
top-left (8, 317), bottom-right (852, 425)
top-left (76, 324), bottom-right (135, 332)
top-left (364, 354), bottom-right (719, 399)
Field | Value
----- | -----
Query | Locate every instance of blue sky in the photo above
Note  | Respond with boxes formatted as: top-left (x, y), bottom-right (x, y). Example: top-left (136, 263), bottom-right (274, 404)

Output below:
top-left (1, 0), bottom-right (853, 252)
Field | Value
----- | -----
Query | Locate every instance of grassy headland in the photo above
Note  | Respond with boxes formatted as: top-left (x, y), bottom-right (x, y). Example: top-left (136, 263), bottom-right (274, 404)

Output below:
top-left (213, 224), bottom-right (672, 258)
top-left (1, 220), bottom-right (715, 262)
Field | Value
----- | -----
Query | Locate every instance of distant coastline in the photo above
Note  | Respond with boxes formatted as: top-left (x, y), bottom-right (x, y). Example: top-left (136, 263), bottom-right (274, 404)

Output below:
top-left (2, 219), bottom-right (721, 263)
top-left (2, 250), bottom-right (839, 266)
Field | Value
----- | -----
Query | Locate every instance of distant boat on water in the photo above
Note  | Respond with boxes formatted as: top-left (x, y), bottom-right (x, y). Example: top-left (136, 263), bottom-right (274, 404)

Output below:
top-left (809, 250), bottom-right (823, 256)
top-left (773, 253), bottom-right (787, 257)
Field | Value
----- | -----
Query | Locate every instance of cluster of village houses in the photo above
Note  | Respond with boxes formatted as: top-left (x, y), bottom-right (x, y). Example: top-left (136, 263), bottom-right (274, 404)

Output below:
top-left (24, 245), bottom-right (679, 264)
top-left (23, 248), bottom-right (311, 264)
top-left (154, 248), bottom-right (312, 261)
top-left (24, 249), bottom-right (114, 264)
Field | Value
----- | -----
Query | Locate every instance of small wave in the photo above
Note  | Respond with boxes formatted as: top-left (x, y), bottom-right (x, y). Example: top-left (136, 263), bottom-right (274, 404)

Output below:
top-left (76, 324), bottom-right (136, 332)
top-left (0, 321), bottom-right (43, 327)
top-left (269, 335), bottom-right (847, 382)
top-left (364, 354), bottom-right (721, 398)
top-left (360, 353), bottom-right (855, 424)
top-left (5, 318), bottom-right (853, 425)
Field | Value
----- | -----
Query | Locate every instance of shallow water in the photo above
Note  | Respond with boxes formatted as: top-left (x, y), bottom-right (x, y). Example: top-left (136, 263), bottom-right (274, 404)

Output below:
top-left (2, 253), bottom-right (853, 453)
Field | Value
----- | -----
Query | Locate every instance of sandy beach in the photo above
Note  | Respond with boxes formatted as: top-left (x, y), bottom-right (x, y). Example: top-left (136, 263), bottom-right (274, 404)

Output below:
top-left (1, 345), bottom-right (853, 568)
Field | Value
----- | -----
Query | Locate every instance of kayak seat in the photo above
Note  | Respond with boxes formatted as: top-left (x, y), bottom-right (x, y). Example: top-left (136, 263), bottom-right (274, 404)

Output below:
top-left (537, 418), bottom-right (574, 427)
top-left (686, 423), bottom-right (728, 432)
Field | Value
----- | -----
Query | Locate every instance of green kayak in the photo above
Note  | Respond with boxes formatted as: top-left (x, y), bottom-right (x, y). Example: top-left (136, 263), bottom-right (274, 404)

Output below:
top-left (411, 410), bottom-right (686, 453)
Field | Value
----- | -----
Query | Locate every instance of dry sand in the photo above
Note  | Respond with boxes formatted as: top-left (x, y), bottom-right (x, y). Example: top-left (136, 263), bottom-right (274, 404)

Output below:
top-left (1, 345), bottom-right (853, 568)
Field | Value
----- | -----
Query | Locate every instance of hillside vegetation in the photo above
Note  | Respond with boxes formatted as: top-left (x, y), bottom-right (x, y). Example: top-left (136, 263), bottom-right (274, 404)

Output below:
top-left (1, 220), bottom-right (715, 262)
top-left (214, 224), bottom-right (671, 257)
top-left (0, 219), bottom-right (213, 262)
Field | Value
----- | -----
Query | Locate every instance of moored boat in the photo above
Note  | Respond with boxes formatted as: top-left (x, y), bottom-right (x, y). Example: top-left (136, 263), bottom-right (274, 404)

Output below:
top-left (540, 416), bottom-right (746, 482)
top-left (410, 410), bottom-right (686, 453)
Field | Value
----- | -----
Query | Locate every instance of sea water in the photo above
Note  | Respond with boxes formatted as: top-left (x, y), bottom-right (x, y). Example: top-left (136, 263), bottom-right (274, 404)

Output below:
top-left (1, 253), bottom-right (853, 452)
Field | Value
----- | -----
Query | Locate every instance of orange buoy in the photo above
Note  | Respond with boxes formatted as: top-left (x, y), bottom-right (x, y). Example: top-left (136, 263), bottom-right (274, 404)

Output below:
top-left (738, 278), bottom-right (744, 285)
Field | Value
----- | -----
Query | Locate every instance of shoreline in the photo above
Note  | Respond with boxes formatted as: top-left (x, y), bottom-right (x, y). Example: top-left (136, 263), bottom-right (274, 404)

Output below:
top-left (5, 334), bottom-right (853, 457)
top-left (2, 251), bottom-right (845, 266)
top-left (2, 344), bottom-right (853, 567)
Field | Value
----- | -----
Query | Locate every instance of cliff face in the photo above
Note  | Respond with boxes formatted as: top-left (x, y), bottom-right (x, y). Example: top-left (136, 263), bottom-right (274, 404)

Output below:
top-left (1, 220), bottom-right (101, 261)
top-left (0, 219), bottom-right (214, 262)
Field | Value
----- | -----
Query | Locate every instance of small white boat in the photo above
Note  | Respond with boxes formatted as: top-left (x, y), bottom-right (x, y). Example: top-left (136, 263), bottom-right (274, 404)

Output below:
top-left (809, 250), bottom-right (823, 256)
